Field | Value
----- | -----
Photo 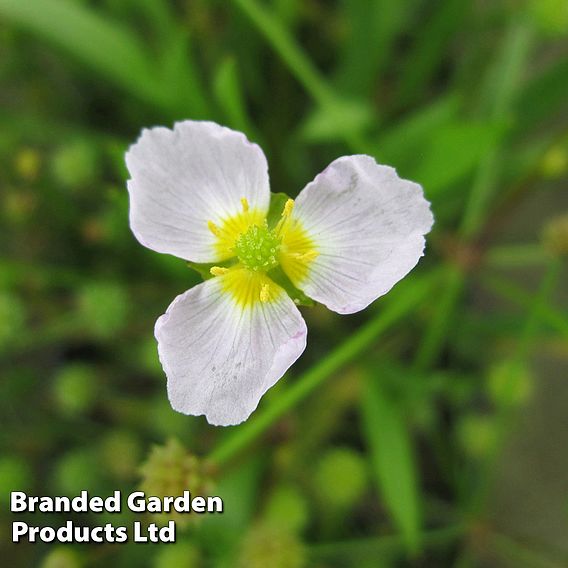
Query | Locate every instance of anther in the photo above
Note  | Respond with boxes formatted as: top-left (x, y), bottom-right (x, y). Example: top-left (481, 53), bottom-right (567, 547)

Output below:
top-left (260, 283), bottom-right (270, 303)
top-left (282, 198), bottom-right (294, 218)
top-left (207, 220), bottom-right (221, 237)
top-left (210, 266), bottom-right (229, 277)
top-left (275, 198), bottom-right (295, 237)
top-left (241, 197), bottom-right (250, 213)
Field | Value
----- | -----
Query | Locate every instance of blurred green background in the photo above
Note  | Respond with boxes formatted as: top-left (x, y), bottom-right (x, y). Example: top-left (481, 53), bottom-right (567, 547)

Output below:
top-left (1, 0), bottom-right (568, 566)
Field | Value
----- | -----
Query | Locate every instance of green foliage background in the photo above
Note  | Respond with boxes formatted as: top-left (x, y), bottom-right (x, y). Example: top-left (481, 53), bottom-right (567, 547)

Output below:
top-left (1, 0), bottom-right (568, 566)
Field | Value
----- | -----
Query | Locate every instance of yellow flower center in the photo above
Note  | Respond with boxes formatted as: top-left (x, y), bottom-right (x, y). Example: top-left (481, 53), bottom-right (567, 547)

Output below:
top-left (208, 197), bottom-right (318, 307)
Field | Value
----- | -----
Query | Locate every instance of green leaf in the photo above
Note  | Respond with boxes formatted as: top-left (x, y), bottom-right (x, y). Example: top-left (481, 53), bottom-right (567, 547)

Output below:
top-left (0, 0), bottom-right (162, 109)
top-left (266, 192), bottom-right (291, 228)
top-left (160, 30), bottom-right (211, 119)
top-left (516, 57), bottom-right (568, 133)
top-left (186, 262), bottom-right (217, 281)
top-left (414, 121), bottom-right (507, 196)
top-left (335, 0), bottom-right (409, 96)
top-left (361, 370), bottom-right (422, 553)
top-left (300, 98), bottom-right (374, 143)
top-left (373, 94), bottom-right (460, 168)
top-left (213, 56), bottom-right (254, 135)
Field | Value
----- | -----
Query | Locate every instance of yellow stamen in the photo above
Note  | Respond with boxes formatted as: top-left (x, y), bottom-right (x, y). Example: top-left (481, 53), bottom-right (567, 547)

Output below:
top-left (297, 250), bottom-right (319, 262)
top-left (210, 266), bottom-right (229, 277)
top-left (208, 220), bottom-right (221, 237)
top-left (275, 198), bottom-right (295, 236)
top-left (282, 198), bottom-right (294, 217)
top-left (259, 283), bottom-right (270, 303)
top-left (241, 197), bottom-right (249, 213)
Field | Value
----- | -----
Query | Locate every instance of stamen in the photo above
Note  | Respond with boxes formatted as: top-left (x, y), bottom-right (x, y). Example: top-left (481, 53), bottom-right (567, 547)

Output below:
top-left (241, 197), bottom-right (249, 213)
top-left (210, 266), bottom-right (229, 277)
top-left (298, 250), bottom-right (319, 262)
top-left (207, 220), bottom-right (221, 237)
top-left (259, 283), bottom-right (270, 303)
top-left (275, 198), bottom-right (295, 236)
top-left (282, 198), bottom-right (294, 218)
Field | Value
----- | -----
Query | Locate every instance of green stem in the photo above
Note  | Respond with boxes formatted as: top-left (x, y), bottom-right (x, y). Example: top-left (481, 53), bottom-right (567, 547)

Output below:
top-left (210, 272), bottom-right (437, 465)
top-left (414, 19), bottom-right (533, 370)
top-left (460, 21), bottom-right (533, 239)
top-left (309, 524), bottom-right (465, 560)
top-left (481, 270), bottom-right (568, 340)
top-left (485, 244), bottom-right (548, 268)
top-left (231, 0), bottom-right (368, 153)
top-left (468, 259), bottom-right (561, 514)
top-left (232, 0), bottom-right (333, 107)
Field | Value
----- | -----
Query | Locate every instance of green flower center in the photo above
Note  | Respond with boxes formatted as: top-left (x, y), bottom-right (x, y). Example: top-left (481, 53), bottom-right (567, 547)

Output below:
top-left (235, 224), bottom-right (281, 272)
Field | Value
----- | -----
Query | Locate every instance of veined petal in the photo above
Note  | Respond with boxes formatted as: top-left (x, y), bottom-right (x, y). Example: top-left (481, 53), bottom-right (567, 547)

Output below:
top-left (155, 277), bottom-right (307, 426)
top-left (126, 121), bottom-right (270, 263)
top-left (288, 155), bottom-right (433, 314)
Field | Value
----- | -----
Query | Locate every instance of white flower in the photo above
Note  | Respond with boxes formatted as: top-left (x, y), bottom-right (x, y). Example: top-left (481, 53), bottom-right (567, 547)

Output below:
top-left (126, 121), bottom-right (433, 426)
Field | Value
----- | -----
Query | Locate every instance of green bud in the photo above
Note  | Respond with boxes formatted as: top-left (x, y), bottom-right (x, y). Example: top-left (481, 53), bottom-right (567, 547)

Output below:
top-left (314, 447), bottom-right (368, 510)
top-left (0, 457), bottom-right (33, 504)
top-left (457, 415), bottom-right (495, 459)
top-left (528, 0), bottom-right (568, 36)
top-left (14, 147), bottom-right (41, 182)
top-left (0, 291), bottom-right (26, 351)
top-left (540, 146), bottom-right (568, 179)
top-left (52, 450), bottom-right (100, 495)
top-left (487, 360), bottom-right (533, 407)
top-left (98, 430), bottom-right (141, 480)
top-left (51, 140), bottom-right (98, 189)
top-left (77, 281), bottom-right (128, 339)
top-left (154, 542), bottom-right (200, 568)
top-left (542, 213), bottom-right (568, 257)
top-left (263, 485), bottom-right (309, 534)
top-left (52, 364), bottom-right (97, 416)
top-left (239, 523), bottom-right (306, 568)
top-left (139, 439), bottom-right (214, 527)
top-left (40, 547), bottom-right (81, 568)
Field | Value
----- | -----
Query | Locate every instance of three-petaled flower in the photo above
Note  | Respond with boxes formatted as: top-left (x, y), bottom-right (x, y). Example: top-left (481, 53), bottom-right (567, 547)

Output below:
top-left (126, 121), bottom-right (433, 426)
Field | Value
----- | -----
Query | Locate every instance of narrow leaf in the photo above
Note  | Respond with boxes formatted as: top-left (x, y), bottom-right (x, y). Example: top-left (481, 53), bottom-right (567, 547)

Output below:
top-left (362, 371), bottom-right (422, 553)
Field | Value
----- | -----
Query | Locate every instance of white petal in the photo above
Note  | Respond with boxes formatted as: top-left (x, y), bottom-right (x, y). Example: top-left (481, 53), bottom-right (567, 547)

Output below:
top-left (155, 278), bottom-right (307, 426)
top-left (292, 155), bottom-right (433, 314)
top-left (126, 120), bottom-right (270, 262)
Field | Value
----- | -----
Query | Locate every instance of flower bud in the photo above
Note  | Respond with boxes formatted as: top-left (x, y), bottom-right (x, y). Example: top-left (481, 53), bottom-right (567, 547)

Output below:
top-left (98, 430), bottom-right (141, 481)
top-left (540, 146), bottom-right (568, 179)
top-left (52, 364), bottom-right (97, 416)
top-left (139, 439), bottom-right (215, 527)
top-left (51, 140), bottom-right (98, 190)
top-left (486, 360), bottom-right (533, 407)
top-left (238, 523), bottom-right (306, 568)
top-left (0, 292), bottom-right (26, 351)
top-left (457, 415), bottom-right (495, 459)
top-left (40, 547), bottom-right (81, 568)
top-left (263, 485), bottom-right (309, 534)
top-left (314, 447), bottom-right (368, 510)
top-left (0, 457), bottom-right (33, 504)
top-left (76, 281), bottom-right (128, 339)
top-left (154, 542), bottom-right (200, 568)
top-left (15, 147), bottom-right (41, 182)
top-left (542, 213), bottom-right (568, 257)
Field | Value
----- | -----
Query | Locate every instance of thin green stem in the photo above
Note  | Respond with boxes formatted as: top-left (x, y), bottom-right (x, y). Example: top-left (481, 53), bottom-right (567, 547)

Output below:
top-left (231, 0), bottom-right (368, 153)
top-left (468, 259), bottom-right (561, 514)
top-left (485, 244), bottom-right (548, 268)
top-left (209, 272), bottom-right (437, 465)
top-left (481, 270), bottom-right (568, 340)
top-left (460, 21), bottom-right (533, 239)
top-left (310, 524), bottom-right (465, 560)
top-left (232, 0), bottom-right (333, 107)
top-left (414, 19), bottom-right (533, 370)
